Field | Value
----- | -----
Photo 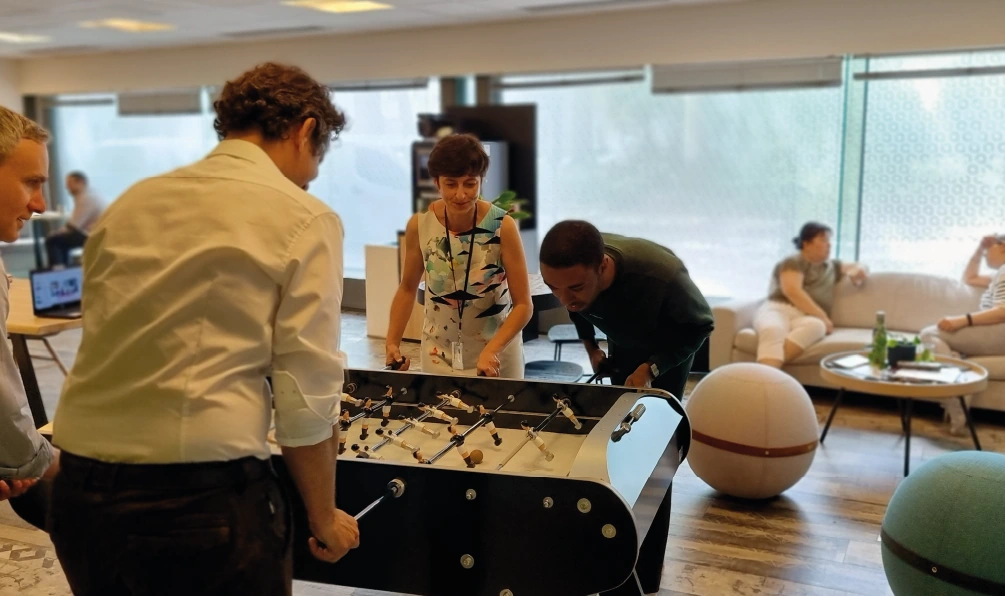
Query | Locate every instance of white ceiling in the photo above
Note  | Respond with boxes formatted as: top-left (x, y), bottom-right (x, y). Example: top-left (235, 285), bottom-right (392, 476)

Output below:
top-left (0, 0), bottom-right (743, 58)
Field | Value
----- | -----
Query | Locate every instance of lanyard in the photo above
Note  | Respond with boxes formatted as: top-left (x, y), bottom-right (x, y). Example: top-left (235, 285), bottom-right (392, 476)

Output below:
top-left (443, 207), bottom-right (478, 331)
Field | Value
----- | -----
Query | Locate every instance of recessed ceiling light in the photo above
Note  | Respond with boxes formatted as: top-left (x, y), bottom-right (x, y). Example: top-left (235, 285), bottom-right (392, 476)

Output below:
top-left (0, 32), bottom-right (50, 44)
top-left (79, 19), bottom-right (175, 33)
top-left (282, 0), bottom-right (393, 14)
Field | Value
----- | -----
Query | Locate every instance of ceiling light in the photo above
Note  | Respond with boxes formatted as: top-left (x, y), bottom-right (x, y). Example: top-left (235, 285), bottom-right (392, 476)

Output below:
top-left (282, 0), bottom-right (393, 14)
top-left (79, 19), bottom-right (175, 33)
top-left (0, 32), bottom-right (50, 44)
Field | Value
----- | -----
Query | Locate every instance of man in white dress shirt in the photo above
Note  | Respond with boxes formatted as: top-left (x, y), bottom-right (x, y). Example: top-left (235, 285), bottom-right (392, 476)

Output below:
top-left (44, 170), bottom-right (105, 266)
top-left (0, 107), bottom-right (58, 503)
top-left (48, 63), bottom-right (359, 594)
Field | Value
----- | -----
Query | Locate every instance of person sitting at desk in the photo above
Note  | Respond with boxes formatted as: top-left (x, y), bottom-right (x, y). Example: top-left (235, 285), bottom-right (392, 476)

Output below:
top-left (385, 133), bottom-right (533, 378)
top-left (0, 106), bottom-right (59, 504)
top-left (45, 170), bottom-right (104, 267)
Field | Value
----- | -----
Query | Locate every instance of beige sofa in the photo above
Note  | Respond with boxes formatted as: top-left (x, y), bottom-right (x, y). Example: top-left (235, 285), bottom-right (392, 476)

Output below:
top-left (709, 272), bottom-right (1005, 413)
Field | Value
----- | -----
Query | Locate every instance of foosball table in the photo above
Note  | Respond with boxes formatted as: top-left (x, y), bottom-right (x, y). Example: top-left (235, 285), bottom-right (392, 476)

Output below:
top-left (272, 368), bottom-right (692, 596)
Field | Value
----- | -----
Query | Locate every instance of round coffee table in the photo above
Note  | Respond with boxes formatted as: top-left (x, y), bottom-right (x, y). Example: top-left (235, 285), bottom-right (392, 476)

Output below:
top-left (819, 350), bottom-right (988, 476)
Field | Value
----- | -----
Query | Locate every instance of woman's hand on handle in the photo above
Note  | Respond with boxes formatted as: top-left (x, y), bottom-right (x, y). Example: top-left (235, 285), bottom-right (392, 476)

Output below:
top-left (385, 344), bottom-right (410, 371)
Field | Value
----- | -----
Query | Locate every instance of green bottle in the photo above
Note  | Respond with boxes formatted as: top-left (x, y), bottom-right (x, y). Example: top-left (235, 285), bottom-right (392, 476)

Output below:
top-left (869, 311), bottom-right (888, 367)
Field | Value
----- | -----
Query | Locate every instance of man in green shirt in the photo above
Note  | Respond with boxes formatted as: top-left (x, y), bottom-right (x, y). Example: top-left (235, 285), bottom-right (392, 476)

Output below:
top-left (540, 219), bottom-right (713, 594)
top-left (539, 220), bottom-right (714, 399)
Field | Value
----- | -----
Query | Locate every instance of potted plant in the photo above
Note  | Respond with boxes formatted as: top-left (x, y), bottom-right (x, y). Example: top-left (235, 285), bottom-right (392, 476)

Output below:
top-left (491, 190), bottom-right (531, 220)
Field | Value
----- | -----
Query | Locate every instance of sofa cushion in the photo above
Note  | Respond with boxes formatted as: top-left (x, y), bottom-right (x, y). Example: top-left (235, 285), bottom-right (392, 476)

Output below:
top-left (734, 327), bottom-right (875, 362)
top-left (734, 328), bottom-right (758, 354)
top-left (790, 328), bottom-right (874, 365)
top-left (968, 356), bottom-right (1005, 382)
top-left (830, 272), bottom-right (983, 332)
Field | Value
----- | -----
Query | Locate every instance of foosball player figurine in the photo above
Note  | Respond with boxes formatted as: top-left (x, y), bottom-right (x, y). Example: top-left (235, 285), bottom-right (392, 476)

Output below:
top-left (350, 444), bottom-right (384, 460)
top-left (381, 386), bottom-right (396, 427)
top-left (438, 390), bottom-right (475, 413)
top-left (419, 404), bottom-right (459, 426)
top-left (553, 396), bottom-right (583, 430)
top-left (478, 405), bottom-right (504, 446)
top-left (341, 392), bottom-right (363, 408)
top-left (521, 422), bottom-right (555, 462)
top-left (400, 416), bottom-right (441, 438)
top-left (375, 428), bottom-right (424, 462)
top-left (338, 411), bottom-right (352, 455)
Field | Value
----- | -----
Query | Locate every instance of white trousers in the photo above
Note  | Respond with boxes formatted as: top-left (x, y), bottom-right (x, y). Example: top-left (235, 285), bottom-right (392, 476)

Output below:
top-left (753, 301), bottom-right (827, 363)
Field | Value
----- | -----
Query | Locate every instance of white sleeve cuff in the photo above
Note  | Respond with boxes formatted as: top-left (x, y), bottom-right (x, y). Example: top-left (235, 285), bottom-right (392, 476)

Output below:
top-left (271, 370), bottom-right (340, 447)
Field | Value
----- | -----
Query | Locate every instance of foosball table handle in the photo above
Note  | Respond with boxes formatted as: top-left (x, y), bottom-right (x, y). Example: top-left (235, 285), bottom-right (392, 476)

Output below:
top-left (354, 478), bottom-right (406, 521)
top-left (611, 404), bottom-right (646, 442)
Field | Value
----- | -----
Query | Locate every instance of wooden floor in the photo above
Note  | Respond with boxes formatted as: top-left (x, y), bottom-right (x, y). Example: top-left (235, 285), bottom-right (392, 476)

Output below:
top-left (3, 311), bottom-right (1004, 595)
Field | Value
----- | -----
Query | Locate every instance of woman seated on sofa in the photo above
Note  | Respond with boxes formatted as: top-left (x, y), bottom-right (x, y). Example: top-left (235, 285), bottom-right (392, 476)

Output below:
top-left (754, 222), bottom-right (868, 368)
top-left (919, 234), bottom-right (1005, 435)
top-left (920, 234), bottom-right (1005, 356)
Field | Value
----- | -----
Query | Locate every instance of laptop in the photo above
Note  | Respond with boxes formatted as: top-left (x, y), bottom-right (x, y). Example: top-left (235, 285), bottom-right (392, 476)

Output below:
top-left (30, 266), bottom-right (83, 319)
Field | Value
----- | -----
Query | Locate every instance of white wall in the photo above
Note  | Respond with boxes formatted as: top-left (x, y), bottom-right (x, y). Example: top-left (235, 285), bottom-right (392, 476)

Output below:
top-left (17, 0), bottom-right (1005, 95)
top-left (0, 60), bottom-right (20, 111)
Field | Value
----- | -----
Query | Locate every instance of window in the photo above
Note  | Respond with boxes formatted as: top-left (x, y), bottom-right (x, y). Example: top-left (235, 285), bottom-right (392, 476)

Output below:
top-left (309, 80), bottom-right (441, 277)
top-left (49, 81), bottom-right (441, 278)
top-left (50, 92), bottom-right (218, 208)
top-left (856, 51), bottom-right (1005, 278)
top-left (501, 71), bottom-right (845, 299)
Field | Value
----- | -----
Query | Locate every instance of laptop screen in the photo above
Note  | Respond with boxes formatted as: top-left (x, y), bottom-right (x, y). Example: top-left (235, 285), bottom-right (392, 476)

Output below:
top-left (31, 267), bottom-right (82, 312)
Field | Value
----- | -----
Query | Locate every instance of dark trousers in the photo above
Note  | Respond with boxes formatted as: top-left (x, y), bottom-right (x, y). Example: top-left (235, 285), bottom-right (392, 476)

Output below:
top-left (610, 345), bottom-right (695, 594)
top-left (45, 228), bottom-right (87, 267)
top-left (49, 451), bottom-right (293, 596)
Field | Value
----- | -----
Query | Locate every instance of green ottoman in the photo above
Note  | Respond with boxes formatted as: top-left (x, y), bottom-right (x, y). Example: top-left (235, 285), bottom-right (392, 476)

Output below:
top-left (881, 451), bottom-right (1005, 595)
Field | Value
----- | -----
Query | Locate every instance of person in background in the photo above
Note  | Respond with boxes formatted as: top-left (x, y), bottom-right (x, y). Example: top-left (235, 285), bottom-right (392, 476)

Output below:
top-left (920, 233), bottom-right (1005, 434)
top-left (48, 63), bottom-right (358, 594)
top-left (0, 106), bottom-right (59, 505)
top-left (385, 133), bottom-right (533, 378)
top-left (45, 170), bottom-right (104, 267)
top-left (753, 222), bottom-right (868, 368)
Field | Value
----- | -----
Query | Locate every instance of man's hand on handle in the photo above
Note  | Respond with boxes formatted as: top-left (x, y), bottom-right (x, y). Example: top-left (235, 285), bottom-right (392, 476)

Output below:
top-left (308, 508), bottom-right (360, 563)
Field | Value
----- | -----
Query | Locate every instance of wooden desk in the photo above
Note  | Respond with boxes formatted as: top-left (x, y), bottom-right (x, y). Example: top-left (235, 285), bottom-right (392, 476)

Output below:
top-left (7, 278), bottom-right (82, 428)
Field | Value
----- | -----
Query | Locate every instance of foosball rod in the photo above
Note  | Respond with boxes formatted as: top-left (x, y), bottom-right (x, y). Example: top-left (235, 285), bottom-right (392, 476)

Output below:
top-left (494, 401), bottom-right (567, 471)
top-left (369, 397), bottom-right (449, 454)
top-left (425, 395), bottom-right (514, 465)
top-left (348, 398), bottom-right (389, 424)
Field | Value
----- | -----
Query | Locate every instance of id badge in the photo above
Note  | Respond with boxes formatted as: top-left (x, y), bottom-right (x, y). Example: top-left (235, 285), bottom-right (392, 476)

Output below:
top-left (451, 341), bottom-right (464, 371)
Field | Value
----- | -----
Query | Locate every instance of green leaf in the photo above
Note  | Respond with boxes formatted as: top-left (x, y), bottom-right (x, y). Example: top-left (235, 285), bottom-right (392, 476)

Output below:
top-left (509, 211), bottom-right (531, 220)
top-left (495, 190), bottom-right (517, 203)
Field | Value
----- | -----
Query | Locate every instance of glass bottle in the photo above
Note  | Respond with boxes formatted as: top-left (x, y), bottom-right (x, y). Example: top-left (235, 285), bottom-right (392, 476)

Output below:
top-left (869, 311), bottom-right (888, 368)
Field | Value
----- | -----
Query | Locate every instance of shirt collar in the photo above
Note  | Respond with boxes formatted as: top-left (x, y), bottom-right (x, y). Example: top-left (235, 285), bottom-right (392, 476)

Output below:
top-left (208, 139), bottom-right (287, 180)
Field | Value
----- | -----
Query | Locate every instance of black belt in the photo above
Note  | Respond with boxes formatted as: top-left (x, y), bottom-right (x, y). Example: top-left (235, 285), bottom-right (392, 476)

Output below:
top-left (880, 528), bottom-right (1005, 594)
top-left (60, 451), bottom-right (273, 492)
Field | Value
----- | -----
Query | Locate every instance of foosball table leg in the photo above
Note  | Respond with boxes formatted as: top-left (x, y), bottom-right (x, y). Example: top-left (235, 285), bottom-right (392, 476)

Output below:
top-left (598, 570), bottom-right (644, 596)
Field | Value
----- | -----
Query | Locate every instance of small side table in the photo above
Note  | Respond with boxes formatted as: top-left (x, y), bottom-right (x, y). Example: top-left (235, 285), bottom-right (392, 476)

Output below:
top-left (819, 351), bottom-right (988, 476)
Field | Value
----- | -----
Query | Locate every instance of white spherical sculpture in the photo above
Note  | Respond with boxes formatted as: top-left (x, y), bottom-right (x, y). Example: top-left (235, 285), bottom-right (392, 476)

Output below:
top-left (685, 363), bottom-right (818, 499)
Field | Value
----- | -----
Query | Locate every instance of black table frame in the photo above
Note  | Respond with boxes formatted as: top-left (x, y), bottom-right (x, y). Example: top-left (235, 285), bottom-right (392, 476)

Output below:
top-left (819, 389), bottom-right (981, 476)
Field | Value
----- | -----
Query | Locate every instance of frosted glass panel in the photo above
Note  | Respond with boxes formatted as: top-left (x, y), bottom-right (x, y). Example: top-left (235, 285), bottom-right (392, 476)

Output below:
top-left (502, 75), bottom-right (844, 299)
top-left (858, 71), bottom-right (1005, 278)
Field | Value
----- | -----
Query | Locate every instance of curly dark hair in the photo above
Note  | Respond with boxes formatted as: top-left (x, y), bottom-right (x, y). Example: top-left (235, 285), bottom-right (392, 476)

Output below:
top-left (213, 62), bottom-right (346, 156)
top-left (427, 133), bottom-right (490, 178)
